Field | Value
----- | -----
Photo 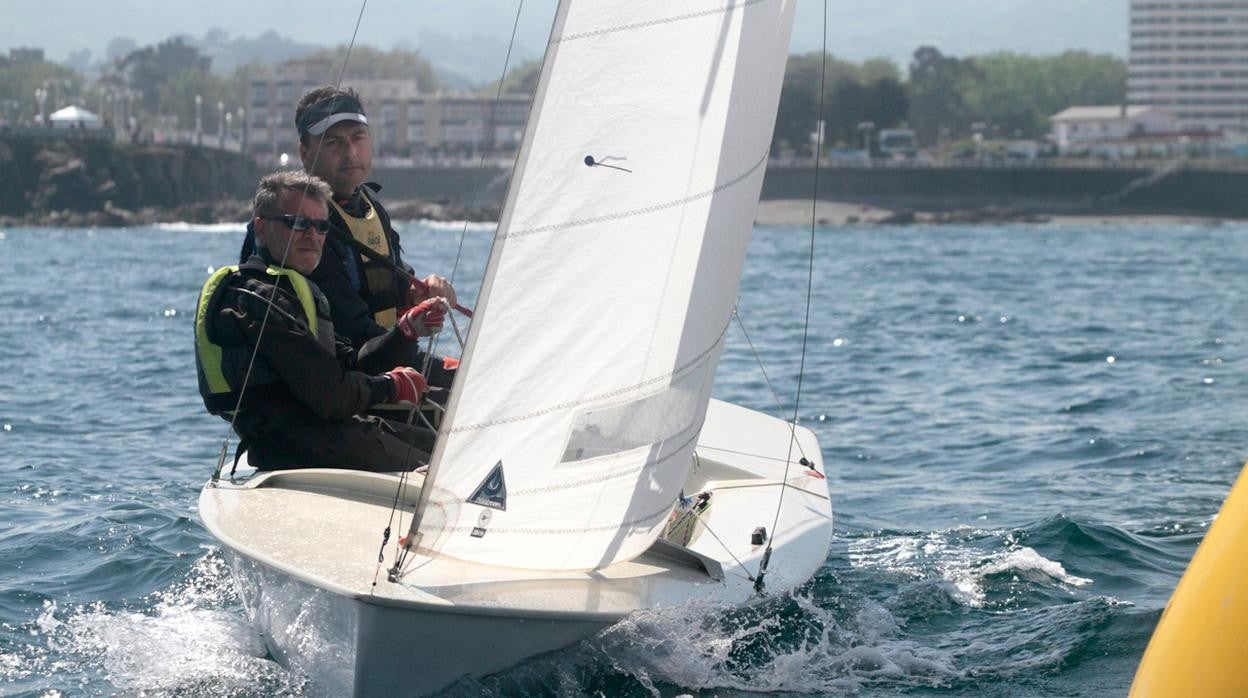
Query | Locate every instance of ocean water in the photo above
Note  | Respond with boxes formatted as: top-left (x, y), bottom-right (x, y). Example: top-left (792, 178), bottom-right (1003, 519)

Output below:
top-left (1, 219), bottom-right (1245, 696)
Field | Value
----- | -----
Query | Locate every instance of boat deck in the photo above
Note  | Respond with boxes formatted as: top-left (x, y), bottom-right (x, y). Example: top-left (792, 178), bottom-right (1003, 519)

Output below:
top-left (199, 400), bottom-right (833, 619)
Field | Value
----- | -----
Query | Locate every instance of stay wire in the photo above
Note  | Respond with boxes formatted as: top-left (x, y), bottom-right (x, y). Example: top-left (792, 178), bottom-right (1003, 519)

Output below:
top-left (755, 0), bottom-right (827, 594)
top-left (731, 304), bottom-right (810, 465)
top-left (392, 0), bottom-right (528, 576)
top-left (428, 0), bottom-right (527, 364)
top-left (210, 0), bottom-right (371, 484)
top-left (681, 457), bottom-right (756, 583)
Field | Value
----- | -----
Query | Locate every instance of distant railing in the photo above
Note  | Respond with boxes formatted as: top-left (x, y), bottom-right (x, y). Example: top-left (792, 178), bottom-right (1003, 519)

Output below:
top-left (766, 155), bottom-right (1248, 172)
top-left (0, 124), bottom-right (115, 141)
top-left (150, 129), bottom-right (244, 153)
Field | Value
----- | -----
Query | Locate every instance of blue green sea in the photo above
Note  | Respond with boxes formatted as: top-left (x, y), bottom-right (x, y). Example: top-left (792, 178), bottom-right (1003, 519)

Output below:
top-left (2, 219), bottom-right (1245, 695)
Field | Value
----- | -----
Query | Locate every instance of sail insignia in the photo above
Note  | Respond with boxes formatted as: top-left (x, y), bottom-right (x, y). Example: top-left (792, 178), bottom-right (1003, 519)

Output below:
top-left (468, 461), bottom-right (508, 511)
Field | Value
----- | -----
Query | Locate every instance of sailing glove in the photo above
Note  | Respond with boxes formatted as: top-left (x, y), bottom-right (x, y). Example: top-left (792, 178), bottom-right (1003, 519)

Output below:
top-left (406, 274), bottom-right (458, 309)
top-left (398, 297), bottom-right (447, 338)
top-left (386, 367), bottom-right (428, 404)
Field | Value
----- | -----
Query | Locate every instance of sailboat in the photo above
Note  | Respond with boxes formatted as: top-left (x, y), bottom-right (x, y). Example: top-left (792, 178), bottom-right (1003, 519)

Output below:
top-left (198, 0), bottom-right (833, 694)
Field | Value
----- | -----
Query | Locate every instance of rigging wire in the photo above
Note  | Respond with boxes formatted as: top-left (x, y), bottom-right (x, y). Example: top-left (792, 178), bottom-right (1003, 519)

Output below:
top-left (731, 303), bottom-right (811, 465)
top-left (211, 0), bottom-right (372, 484)
top-left (428, 0), bottom-right (528, 365)
top-left (754, 0), bottom-right (828, 594)
top-left (391, 0), bottom-right (530, 577)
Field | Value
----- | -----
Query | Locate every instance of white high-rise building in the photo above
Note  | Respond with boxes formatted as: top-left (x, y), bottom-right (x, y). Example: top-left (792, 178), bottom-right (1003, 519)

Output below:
top-left (1128, 1), bottom-right (1248, 133)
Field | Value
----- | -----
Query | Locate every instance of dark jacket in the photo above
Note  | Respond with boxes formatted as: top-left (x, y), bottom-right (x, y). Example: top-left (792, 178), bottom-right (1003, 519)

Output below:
top-left (195, 253), bottom-right (429, 470)
top-left (239, 182), bottom-right (411, 347)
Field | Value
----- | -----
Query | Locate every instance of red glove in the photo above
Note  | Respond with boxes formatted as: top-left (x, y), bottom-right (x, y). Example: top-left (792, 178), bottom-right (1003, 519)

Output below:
top-left (405, 275), bottom-right (458, 309)
top-left (398, 298), bottom-right (447, 339)
top-left (442, 356), bottom-right (460, 370)
top-left (386, 367), bottom-right (428, 404)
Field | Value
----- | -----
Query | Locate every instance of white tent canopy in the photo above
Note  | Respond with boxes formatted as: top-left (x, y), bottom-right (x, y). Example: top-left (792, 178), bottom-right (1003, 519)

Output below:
top-left (48, 105), bottom-right (103, 130)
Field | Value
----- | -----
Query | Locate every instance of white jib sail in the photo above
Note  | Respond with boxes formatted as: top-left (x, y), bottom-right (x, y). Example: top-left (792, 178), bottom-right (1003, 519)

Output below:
top-left (411, 0), bottom-right (797, 571)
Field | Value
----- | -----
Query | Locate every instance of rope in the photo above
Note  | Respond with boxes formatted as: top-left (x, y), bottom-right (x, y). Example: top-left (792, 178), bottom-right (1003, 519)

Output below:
top-left (428, 0), bottom-right (528, 365)
top-left (393, 0), bottom-right (530, 578)
top-left (731, 304), bottom-right (811, 465)
top-left (211, 0), bottom-right (372, 484)
top-left (754, 0), bottom-right (827, 595)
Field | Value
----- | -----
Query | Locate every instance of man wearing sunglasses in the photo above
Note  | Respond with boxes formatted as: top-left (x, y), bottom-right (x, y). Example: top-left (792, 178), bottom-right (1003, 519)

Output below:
top-left (196, 170), bottom-right (436, 472)
top-left (239, 86), bottom-right (456, 357)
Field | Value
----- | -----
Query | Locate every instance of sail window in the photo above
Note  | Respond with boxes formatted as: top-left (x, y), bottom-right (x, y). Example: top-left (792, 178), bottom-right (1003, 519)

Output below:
top-left (560, 363), bottom-right (711, 463)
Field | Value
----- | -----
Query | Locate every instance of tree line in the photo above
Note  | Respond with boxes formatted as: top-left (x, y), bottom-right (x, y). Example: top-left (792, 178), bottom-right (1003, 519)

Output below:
top-left (2, 41), bottom-right (1124, 153)
top-left (774, 47), bottom-right (1125, 154)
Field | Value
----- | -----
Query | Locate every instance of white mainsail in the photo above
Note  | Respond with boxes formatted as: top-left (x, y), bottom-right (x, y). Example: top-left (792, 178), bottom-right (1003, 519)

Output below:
top-left (410, 0), bottom-right (797, 570)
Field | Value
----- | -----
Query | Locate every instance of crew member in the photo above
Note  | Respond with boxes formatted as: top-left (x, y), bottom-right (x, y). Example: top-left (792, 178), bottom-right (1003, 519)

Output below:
top-left (240, 86), bottom-right (456, 348)
top-left (198, 170), bottom-right (447, 471)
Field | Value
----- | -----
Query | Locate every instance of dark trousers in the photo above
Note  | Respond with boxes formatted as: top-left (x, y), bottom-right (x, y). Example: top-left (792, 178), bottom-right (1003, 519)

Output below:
top-left (242, 413), bottom-right (435, 472)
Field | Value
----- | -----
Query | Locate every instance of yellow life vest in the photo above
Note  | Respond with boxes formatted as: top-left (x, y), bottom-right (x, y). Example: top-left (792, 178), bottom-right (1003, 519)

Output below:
top-left (195, 264), bottom-right (319, 397)
top-left (329, 189), bottom-right (400, 327)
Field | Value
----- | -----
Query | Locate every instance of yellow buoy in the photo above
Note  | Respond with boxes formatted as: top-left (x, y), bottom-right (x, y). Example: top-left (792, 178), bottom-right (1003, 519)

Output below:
top-left (1130, 462), bottom-right (1248, 696)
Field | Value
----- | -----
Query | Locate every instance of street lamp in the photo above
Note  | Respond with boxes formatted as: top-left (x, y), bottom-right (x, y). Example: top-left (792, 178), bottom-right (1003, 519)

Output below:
top-left (217, 100), bottom-right (225, 147)
top-left (34, 87), bottom-right (47, 125)
top-left (857, 121), bottom-right (875, 158)
top-left (195, 94), bottom-right (203, 146)
top-left (225, 112), bottom-right (233, 150)
top-left (269, 114), bottom-right (278, 160)
top-left (238, 107), bottom-right (247, 151)
top-left (971, 121), bottom-right (987, 160)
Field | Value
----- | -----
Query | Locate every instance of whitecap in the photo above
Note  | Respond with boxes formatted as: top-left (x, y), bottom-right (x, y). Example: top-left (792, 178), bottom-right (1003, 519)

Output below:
top-left (406, 219), bottom-right (498, 232)
top-left (979, 546), bottom-right (1093, 587)
top-left (848, 529), bottom-right (1092, 611)
top-left (154, 222), bottom-right (247, 233)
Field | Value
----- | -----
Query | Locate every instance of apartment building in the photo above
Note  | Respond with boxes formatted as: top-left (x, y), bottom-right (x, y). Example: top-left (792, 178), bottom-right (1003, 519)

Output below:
top-left (1128, 1), bottom-right (1248, 133)
top-left (245, 60), bottom-right (531, 158)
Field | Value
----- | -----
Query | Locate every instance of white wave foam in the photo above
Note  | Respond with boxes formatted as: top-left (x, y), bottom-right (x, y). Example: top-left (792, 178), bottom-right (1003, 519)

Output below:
top-left (23, 552), bottom-right (303, 695)
top-left (154, 222), bottom-right (246, 233)
top-left (403, 218), bottom-right (497, 232)
top-left (588, 593), bottom-right (959, 695)
top-left (848, 530), bottom-right (1094, 610)
top-left (980, 546), bottom-right (1093, 587)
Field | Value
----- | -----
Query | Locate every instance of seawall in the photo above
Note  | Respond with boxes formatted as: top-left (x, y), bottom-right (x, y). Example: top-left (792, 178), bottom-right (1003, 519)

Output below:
top-left (373, 162), bottom-right (1248, 220)
top-left (3, 134), bottom-right (1244, 225)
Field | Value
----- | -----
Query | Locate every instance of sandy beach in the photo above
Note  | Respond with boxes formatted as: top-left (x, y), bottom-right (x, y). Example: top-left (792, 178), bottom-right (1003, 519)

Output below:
top-left (752, 198), bottom-right (1232, 228)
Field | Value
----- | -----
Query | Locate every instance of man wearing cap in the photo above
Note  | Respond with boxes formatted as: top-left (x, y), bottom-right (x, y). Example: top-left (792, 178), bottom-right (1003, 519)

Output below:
top-left (240, 86), bottom-right (458, 374)
top-left (199, 169), bottom-right (436, 471)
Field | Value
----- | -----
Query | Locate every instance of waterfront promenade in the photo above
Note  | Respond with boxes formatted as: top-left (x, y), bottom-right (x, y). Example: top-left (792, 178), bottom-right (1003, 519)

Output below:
top-left (4, 128), bottom-right (1247, 224)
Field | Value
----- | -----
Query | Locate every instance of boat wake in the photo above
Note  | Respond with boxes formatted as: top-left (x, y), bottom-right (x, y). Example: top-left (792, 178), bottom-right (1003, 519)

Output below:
top-left (453, 518), bottom-right (1147, 696)
top-left (11, 552), bottom-right (303, 697)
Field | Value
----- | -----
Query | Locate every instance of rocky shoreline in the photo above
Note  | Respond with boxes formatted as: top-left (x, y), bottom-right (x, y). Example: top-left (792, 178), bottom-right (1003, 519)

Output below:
top-left (0, 197), bottom-right (1230, 229)
top-left (0, 197), bottom-right (502, 228)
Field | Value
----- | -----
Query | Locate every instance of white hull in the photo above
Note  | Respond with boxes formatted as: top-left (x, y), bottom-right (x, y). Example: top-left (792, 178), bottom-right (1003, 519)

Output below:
top-left (200, 400), bottom-right (833, 695)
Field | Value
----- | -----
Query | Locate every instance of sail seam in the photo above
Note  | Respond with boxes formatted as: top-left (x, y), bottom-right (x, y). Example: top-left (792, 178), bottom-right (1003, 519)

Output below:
top-left (502, 150), bottom-right (768, 240)
top-left (421, 501), bottom-right (672, 536)
top-left (514, 428), bottom-right (702, 496)
top-left (552, 0), bottom-right (770, 44)
top-left (448, 319), bottom-right (729, 433)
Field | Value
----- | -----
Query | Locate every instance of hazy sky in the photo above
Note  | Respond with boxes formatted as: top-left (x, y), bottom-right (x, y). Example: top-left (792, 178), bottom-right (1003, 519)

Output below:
top-left (1, 0), bottom-right (1128, 76)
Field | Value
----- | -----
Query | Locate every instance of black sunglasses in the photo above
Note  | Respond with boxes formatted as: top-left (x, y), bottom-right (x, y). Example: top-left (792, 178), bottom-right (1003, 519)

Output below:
top-left (261, 214), bottom-right (331, 234)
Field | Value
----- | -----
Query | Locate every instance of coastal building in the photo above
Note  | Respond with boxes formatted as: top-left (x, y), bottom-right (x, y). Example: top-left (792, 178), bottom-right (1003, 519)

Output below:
top-left (244, 59), bottom-right (531, 161)
top-left (246, 59), bottom-right (335, 156)
top-left (7, 47), bottom-right (45, 64)
top-left (1128, 1), bottom-right (1248, 133)
top-left (1049, 105), bottom-right (1223, 157)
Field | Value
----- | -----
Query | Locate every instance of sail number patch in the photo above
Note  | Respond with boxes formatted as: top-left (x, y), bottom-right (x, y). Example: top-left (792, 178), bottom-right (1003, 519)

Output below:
top-left (468, 461), bottom-right (508, 511)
